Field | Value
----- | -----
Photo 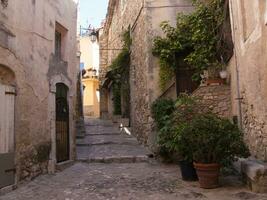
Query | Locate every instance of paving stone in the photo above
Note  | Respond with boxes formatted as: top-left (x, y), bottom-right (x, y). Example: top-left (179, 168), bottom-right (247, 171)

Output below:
top-left (1, 163), bottom-right (267, 200)
top-left (1, 119), bottom-right (267, 199)
top-left (76, 134), bottom-right (137, 146)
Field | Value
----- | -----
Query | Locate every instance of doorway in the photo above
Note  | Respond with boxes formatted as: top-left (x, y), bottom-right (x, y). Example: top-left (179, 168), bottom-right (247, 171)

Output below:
top-left (56, 83), bottom-right (69, 163)
top-left (0, 84), bottom-right (15, 189)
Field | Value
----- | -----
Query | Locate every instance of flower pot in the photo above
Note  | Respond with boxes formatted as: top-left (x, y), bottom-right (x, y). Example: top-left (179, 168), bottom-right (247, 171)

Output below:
top-left (206, 78), bottom-right (225, 86)
top-left (179, 161), bottom-right (198, 181)
top-left (193, 163), bottom-right (220, 189)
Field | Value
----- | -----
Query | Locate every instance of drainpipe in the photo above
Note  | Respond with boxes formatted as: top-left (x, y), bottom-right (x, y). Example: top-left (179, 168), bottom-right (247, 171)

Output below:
top-left (229, 0), bottom-right (243, 129)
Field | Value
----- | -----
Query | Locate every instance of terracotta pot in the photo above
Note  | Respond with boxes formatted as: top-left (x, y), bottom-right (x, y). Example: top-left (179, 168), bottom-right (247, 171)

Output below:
top-left (206, 78), bottom-right (225, 86)
top-left (193, 163), bottom-right (220, 189)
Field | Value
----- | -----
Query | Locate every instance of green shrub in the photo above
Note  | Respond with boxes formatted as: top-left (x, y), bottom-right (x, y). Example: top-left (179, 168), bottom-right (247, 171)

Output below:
top-left (161, 94), bottom-right (200, 162)
top-left (151, 98), bottom-right (175, 130)
top-left (176, 114), bottom-right (250, 165)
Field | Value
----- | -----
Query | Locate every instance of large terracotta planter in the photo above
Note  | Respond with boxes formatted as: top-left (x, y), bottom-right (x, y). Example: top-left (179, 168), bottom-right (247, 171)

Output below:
top-left (193, 163), bottom-right (220, 189)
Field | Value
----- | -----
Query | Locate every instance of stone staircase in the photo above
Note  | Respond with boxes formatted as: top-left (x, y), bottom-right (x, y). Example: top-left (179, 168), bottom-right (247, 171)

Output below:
top-left (76, 118), bottom-right (151, 163)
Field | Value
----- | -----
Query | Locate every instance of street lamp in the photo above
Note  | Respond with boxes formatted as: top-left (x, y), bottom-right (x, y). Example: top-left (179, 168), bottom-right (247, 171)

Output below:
top-left (80, 26), bottom-right (98, 42)
top-left (89, 30), bottom-right (97, 43)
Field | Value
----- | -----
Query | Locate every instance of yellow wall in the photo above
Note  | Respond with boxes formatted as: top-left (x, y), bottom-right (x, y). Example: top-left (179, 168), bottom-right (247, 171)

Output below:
top-left (82, 78), bottom-right (100, 117)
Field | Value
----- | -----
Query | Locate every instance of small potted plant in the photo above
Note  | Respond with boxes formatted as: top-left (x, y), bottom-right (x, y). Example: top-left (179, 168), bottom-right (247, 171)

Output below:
top-left (178, 114), bottom-right (250, 188)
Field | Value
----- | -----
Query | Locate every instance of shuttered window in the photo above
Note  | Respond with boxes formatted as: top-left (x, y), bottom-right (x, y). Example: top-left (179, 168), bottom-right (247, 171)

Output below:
top-left (0, 84), bottom-right (15, 153)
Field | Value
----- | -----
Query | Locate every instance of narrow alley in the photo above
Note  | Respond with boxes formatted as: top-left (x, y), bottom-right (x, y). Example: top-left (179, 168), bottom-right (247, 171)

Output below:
top-left (1, 119), bottom-right (267, 200)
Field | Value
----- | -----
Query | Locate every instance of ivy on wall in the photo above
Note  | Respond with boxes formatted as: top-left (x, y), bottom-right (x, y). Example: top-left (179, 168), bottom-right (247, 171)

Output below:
top-left (152, 0), bottom-right (233, 90)
top-left (107, 29), bottom-right (132, 116)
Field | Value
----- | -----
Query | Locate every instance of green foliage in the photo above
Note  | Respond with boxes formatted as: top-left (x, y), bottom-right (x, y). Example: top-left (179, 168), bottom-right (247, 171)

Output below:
top-left (107, 29), bottom-right (132, 115)
top-left (159, 64), bottom-right (175, 90)
top-left (151, 98), bottom-right (175, 161)
top-left (177, 114), bottom-right (250, 165)
top-left (157, 94), bottom-right (200, 162)
top-left (112, 83), bottom-right (122, 115)
top-left (151, 98), bottom-right (175, 130)
top-left (108, 29), bottom-right (131, 81)
top-left (153, 0), bottom-right (227, 86)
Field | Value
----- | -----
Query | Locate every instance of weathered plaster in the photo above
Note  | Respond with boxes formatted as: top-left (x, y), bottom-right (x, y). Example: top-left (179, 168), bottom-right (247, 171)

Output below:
top-left (0, 0), bottom-right (78, 183)
top-left (229, 0), bottom-right (267, 160)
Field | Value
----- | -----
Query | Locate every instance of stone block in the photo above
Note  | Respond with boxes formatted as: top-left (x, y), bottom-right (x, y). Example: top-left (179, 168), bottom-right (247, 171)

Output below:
top-left (238, 158), bottom-right (267, 193)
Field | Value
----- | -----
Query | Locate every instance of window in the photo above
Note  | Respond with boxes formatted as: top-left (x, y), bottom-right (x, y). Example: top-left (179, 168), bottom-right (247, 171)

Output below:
top-left (55, 31), bottom-right (62, 59)
top-left (55, 22), bottom-right (68, 60)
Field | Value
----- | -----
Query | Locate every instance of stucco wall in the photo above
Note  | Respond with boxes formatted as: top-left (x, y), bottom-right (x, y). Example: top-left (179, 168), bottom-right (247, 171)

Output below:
top-left (80, 36), bottom-right (100, 71)
top-left (82, 78), bottom-right (100, 117)
top-left (229, 0), bottom-right (267, 160)
top-left (0, 0), bottom-right (78, 182)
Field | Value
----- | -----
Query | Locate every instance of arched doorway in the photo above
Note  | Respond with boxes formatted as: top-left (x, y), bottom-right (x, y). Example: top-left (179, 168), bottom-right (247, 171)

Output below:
top-left (56, 83), bottom-right (69, 163)
top-left (0, 64), bottom-right (16, 189)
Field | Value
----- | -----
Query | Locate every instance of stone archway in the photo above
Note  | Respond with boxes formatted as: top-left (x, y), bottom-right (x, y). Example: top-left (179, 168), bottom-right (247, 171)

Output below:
top-left (0, 64), bottom-right (16, 189)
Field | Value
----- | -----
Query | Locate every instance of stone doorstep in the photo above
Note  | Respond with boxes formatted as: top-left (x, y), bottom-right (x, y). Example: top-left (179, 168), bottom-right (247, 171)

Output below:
top-left (77, 155), bottom-right (149, 164)
top-left (234, 158), bottom-right (267, 193)
top-left (55, 160), bottom-right (75, 172)
top-left (0, 184), bottom-right (17, 196)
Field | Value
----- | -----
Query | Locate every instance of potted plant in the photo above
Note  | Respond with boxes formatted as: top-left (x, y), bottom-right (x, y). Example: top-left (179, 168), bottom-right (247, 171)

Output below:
top-left (178, 114), bottom-right (250, 188)
top-left (169, 94), bottom-right (201, 181)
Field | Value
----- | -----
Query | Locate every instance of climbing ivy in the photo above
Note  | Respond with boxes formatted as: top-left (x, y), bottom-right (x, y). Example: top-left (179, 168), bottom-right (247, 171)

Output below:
top-left (107, 29), bottom-right (131, 116)
top-left (153, 0), bottom-right (232, 89)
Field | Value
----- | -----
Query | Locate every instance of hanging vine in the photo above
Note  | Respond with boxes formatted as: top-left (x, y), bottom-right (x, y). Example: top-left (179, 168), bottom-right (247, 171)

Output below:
top-left (152, 0), bottom-right (233, 90)
top-left (107, 29), bottom-right (132, 116)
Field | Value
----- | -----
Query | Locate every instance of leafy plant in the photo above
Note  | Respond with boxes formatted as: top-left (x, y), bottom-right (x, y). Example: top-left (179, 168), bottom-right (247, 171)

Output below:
top-left (106, 29), bottom-right (132, 115)
top-left (152, 0), bottom-right (232, 88)
top-left (177, 114), bottom-right (250, 165)
top-left (151, 98), bottom-right (175, 160)
top-left (163, 94), bottom-right (201, 162)
top-left (151, 98), bottom-right (175, 130)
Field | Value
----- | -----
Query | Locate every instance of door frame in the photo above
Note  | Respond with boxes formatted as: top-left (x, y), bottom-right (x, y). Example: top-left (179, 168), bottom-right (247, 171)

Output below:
top-left (0, 83), bottom-right (16, 190)
top-left (49, 74), bottom-right (74, 171)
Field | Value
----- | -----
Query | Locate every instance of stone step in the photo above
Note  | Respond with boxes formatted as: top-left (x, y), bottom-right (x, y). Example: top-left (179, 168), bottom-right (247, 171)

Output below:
top-left (76, 134), bottom-right (137, 145)
top-left (78, 155), bottom-right (149, 164)
top-left (76, 145), bottom-right (150, 164)
top-left (76, 142), bottom-right (140, 146)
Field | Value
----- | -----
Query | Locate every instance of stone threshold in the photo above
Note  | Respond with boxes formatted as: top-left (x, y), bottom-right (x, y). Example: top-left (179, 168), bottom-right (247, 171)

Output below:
top-left (56, 160), bottom-right (75, 171)
top-left (77, 155), bottom-right (149, 164)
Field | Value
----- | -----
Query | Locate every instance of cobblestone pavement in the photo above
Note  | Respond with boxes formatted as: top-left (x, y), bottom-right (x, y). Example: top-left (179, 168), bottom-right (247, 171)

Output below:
top-left (1, 119), bottom-right (267, 200)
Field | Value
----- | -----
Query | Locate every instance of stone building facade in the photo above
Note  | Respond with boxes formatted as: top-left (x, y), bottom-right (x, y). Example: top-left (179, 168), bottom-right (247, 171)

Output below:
top-left (100, 0), bottom-right (194, 149)
top-left (0, 0), bottom-right (79, 189)
top-left (228, 0), bottom-right (267, 161)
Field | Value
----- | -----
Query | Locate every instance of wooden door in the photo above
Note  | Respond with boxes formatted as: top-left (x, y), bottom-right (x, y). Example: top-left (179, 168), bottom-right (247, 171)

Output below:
top-left (0, 84), bottom-right (15, 189)
top-left (56, 83), bottom-right (69, 163)
top-left (176, 69), bottom-right (198, 96)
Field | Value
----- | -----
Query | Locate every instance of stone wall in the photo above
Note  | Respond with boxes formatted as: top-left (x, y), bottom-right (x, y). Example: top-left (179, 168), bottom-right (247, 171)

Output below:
top-left (100, 0), bottom-right (194, 149)
top-left (0, 0), bottom-right (78, 183)
top-left (193, 85), bottom-right (232, 118)
top-left (229, 0), bottom-right (267, 160)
